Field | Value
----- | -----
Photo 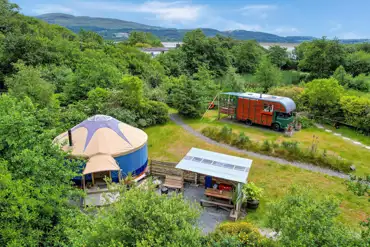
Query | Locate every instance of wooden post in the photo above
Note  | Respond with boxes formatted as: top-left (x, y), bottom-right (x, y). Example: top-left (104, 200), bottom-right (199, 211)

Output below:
top-left (82, 175), bottom-right (86, 190)
top-left (218, 93), bottom-right (221, 120)
top-left (227, 94), bottom-right (231, 118)
top-left (118, 170), bottom-right (122, 183)
top-left (201, 93), bottom-right (218, 121)
top-left (149, 160), bottom-right (152, 175)
top-left (92, 173), bottom-right (95, 185)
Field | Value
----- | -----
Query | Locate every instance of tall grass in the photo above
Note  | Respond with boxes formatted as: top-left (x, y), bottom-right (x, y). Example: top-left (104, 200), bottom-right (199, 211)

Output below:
top-left (201, 126), bottom-right (352, 172)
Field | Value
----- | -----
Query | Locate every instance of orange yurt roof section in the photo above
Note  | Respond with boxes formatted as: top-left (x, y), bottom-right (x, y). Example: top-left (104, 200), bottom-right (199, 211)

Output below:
top-left (54, 115), bottom-right (147, 158)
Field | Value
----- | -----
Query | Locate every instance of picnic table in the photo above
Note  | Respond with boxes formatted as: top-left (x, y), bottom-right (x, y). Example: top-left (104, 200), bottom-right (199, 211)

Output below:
top-left (204, 188), bottom-right (232, 203)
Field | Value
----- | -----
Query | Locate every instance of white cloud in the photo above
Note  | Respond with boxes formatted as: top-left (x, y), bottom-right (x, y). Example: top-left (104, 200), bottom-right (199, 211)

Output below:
top-left (273, 27), bottom-right (300, 35)
top-left (32, 4), bottom-right (76, 15)
top-left (241, 4), bottom-right (277, 19)
top-left (79, 1), bottom-right (205, 23)
top-left (199, 16), bottom-right (262, 31)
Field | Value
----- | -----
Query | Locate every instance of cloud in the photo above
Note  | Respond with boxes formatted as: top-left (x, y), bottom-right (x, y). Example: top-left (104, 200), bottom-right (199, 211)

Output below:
top-left (79, 1), bottom-right (205, 23)
top-left (32, 4), bottom-right (76, 15)
top-left (273, 27), bottom-right (300, 35)
top-left (199, 16), bottom-right (262, 31)
top-left (241, 4), bottom-right (277, 19)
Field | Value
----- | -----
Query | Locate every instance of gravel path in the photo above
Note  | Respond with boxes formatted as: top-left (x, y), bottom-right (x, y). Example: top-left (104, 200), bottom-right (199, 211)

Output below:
top-left (315, 124), bottom-right (370, 151)
top-left (170, 114), bottom-right (349, 179)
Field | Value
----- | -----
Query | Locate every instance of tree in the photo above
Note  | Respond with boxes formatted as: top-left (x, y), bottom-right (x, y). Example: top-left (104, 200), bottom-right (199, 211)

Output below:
top-left (267, 186), bottom-right (364, 246)
top-left (193, 66), bottom-right (218, 99)
top-left (268, 86), bottom-right (304, 110)
top-left (268, 45), bottom-right (289, 68)
top-left (221, 67), bottom-right (245, 92)
top-left (298, 38), bottom-right (345, 78)
top-left (156, 48), bottom-right (186, 77)
top-left (349, 74), bottom-right (370, 92)
top-left (0, 95), bottom-right (82, 246)
top-left (70, 185), bottom-right (202, 247)
top-left (173, 75), bottom-right (205, 118)
top-left (340, 96), bottom-right (370, 133)
top-left (5, 62), bottom-right (54, 107)
top-left (232, 40), bottom-right (265, 74)
top-left (182, 29), bottom-right (231, 76)
top-left (302, 78), bottom-right (344, 117)
top-left (345, 50), bottom-right (370, 76)
top-left (332, 65), bottom-right (352, 87)
top-left (127, 31), bottom-right (162, 47)
top-left (255, 57), bottom-right (282, 92)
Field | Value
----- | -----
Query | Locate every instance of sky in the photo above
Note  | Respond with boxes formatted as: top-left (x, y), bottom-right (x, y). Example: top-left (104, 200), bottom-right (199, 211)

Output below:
top-left (14, 0), bottom-right (370, 38)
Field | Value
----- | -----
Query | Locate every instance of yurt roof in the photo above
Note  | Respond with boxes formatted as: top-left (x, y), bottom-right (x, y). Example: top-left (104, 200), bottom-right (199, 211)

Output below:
top-left (54, 115), bottom-right (148, 158)
top-left (83, 154), bottom-right (120, 175)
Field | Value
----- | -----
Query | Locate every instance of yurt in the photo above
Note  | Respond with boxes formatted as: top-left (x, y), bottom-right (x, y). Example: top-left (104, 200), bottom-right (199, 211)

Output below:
top-left (54, 115), bottom-right (148, 188)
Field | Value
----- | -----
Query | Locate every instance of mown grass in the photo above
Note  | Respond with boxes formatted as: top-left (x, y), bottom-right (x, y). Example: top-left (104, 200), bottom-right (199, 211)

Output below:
top-left (186, 110), bottom-right (370, 176)
top-left (145, 121), bottom-right (369, 230)
top-left (323, 124), bottom-right (370, 146)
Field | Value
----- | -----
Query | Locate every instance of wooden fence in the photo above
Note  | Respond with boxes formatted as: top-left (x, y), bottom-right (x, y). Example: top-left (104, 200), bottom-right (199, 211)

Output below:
top-left (149, 160), bottom-right (234, 186)
top-left (149, 160), bottom-right (205, 184)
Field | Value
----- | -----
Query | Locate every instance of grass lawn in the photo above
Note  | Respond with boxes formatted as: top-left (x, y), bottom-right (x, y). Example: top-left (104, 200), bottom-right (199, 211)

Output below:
top-left (186, 110), bottom-right (370, 176)
top-left (145, 121), bottom-right (369, 230)
top-left (323, 124), bottom-right (370, 146)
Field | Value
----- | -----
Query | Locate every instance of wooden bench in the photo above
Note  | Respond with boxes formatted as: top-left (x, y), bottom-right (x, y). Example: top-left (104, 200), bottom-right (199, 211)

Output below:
top-left (204, 188), bottom-right (232, 203)
top-left (200, 199), bottom-right (233, 211)
top-left (163, 175), bottom-right (184, 192)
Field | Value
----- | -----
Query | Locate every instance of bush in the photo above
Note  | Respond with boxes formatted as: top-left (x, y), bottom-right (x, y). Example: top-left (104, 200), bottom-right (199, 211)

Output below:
top-left (219, 125), bottom-right (233, 143)
top-left (281, 141), bottom-right (300, 154)
top-left (201, 126), bottom-right (220, 141)
top-left (231, 132), bottom-right (251, 149)
top-left (242, 182), bottom-right (264, 201)
top-left (215, 222), bottom-right (276, 247)
top-left (296, 116), bottom-right (315, 129)
top-left (267, 86), bottom-right (304, 108)
top-left (267, 186), bottom-right (364, 246)
top-left (202, 233), bottom-right (244, 247)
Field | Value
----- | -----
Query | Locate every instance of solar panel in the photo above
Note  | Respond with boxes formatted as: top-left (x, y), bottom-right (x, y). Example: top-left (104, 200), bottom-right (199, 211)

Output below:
top-left (184, 155), bottom-right (193, 160)
top-left (186, 155), bottom-right (249, 172)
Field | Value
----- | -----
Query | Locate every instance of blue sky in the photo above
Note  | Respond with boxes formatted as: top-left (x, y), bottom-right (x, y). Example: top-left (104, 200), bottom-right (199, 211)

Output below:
top-left (14, 0), bottom-right (370, 38)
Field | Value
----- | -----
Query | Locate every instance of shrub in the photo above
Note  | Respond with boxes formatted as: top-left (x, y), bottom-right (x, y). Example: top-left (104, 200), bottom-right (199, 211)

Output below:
top-left (201, 126), bottom-right (220, 141)
top-left (260, 140), bottom-right (273, 152)
top-left (296, 116), bottom-right (315, 129)
top-left (215, 222), bottom-right (276, 247)
top-left (200, 127), bottom-right (352, 172)
top-left (202, 233), bottom-right (244, 247)
top-left (231, 132), bottom-right (251, 148)
top-left (242, 182), bottom-right (264, 201)
top-left (281, 141), bottom-right (300, 154)
top-left (219, 125), bottom-right (233, 143)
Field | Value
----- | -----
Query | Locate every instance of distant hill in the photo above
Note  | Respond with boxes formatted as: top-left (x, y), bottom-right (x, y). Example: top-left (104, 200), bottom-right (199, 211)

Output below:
top-left (37, 13), bottom-right (160, 30)
top-left (36, 13), bottom-right (369, 44)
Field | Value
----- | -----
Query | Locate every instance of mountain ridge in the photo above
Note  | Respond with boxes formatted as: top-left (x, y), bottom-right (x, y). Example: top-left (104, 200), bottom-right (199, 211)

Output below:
top-left (36, 13), bottom-right (368, 43)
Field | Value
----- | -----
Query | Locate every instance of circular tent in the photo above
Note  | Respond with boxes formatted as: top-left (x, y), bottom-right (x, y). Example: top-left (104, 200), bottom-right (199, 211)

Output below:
top-left (54, 115), bottom-right (148, 185)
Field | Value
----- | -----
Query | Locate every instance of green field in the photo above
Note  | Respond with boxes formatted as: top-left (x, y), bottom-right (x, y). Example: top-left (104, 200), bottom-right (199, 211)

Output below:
top-left (145, 120), bottom-right (369, 230)
top-left (185, 110), bottom-right (370, 176)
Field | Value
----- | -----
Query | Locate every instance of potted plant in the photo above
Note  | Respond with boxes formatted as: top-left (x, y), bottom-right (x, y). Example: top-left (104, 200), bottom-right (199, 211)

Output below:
top-left (242, 182), bottom-right (263, 209)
